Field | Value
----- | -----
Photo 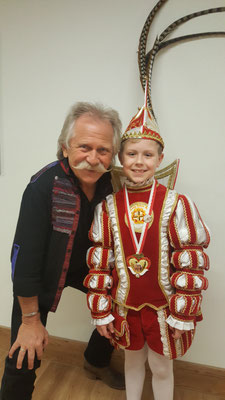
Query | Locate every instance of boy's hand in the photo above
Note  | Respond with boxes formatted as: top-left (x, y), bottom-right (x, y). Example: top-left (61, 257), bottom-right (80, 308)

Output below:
top-left (97, 322), bottom-right (114, 339)
top-left (169, 326), bottom-right (185, 340)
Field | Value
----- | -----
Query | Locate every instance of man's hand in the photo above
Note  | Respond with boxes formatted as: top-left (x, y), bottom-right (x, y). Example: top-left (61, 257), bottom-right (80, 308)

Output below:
top-left (169, 327), bottom-right (185, 340)
top-left (96, 322), bottom-right (114, 339)
top-left (9, 317), bottom-right (49, 370)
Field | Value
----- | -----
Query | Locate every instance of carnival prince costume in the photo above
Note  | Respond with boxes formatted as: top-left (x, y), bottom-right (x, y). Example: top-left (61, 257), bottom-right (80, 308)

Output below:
top-left (84, 89), bottom-right (210, 360)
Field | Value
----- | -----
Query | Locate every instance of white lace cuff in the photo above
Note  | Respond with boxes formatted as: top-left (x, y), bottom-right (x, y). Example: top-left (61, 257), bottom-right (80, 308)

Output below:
top-left (91, 314), bottom-right (115, 326)
top-left (166, 315), bottom-right (194, 330)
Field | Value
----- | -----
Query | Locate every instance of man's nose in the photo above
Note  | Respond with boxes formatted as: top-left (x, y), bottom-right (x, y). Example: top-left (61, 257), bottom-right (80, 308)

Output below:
top-left (86, 150), bottom-right (99, 166)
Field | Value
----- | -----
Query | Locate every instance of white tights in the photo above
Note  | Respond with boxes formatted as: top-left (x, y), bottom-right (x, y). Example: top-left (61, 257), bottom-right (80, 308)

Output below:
top-left (124, 343), bottom-right (174, 400)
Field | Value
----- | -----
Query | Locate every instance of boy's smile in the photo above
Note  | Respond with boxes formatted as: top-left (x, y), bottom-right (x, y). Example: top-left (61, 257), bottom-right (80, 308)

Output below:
top-left (119, 139), bottom-right (164, 184)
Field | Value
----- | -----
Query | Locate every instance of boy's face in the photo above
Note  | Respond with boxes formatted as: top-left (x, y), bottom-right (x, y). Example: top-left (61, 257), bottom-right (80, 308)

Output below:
top-left (119, 139), bottom-right (164, 184)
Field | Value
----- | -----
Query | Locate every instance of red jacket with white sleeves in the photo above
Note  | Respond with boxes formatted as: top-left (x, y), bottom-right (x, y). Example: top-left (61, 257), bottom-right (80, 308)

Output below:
top-left (84, 182), bottom-right (210, 354)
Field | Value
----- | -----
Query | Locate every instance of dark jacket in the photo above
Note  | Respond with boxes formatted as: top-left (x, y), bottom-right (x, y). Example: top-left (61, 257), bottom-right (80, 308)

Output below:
top-left (11, 158), bottom-right (113, 312)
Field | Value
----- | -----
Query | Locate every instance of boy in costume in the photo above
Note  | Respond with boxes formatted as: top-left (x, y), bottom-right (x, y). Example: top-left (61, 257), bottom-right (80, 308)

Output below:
top-left (84, 86), bottom-right (210, 400)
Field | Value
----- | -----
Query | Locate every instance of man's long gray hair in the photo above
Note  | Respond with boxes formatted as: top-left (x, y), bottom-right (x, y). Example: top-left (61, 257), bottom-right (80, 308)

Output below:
top-left (57, 102), bottom-right (122, 161)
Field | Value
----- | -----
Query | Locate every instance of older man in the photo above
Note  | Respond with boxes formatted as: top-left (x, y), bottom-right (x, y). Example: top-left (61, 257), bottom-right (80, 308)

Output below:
top-left (0, 102), bottom-right (124, 400)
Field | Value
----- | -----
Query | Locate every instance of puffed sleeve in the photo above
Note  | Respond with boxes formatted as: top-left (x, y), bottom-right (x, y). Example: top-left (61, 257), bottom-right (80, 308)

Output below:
top-left (167, 194), bottom-right (210, 330)
top-left (83, 200), bottom-right (115, 326)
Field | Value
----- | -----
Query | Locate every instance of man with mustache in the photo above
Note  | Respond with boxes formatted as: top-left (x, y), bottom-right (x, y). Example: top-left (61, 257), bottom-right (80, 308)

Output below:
top-left (0, 102), bottom-right (124, 400)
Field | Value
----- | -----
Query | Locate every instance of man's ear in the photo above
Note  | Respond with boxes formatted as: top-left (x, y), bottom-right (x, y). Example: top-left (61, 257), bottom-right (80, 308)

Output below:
top-left (62, 145), bottom-right (68, 158)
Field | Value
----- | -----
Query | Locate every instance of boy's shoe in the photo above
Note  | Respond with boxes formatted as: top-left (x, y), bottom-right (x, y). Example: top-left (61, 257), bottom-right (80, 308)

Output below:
top-left (84, 360), bottom-right (125, 390)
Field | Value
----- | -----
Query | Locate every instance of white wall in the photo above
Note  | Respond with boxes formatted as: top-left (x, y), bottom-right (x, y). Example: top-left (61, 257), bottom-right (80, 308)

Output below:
top-left (0, 0), bottom-right (224, 368)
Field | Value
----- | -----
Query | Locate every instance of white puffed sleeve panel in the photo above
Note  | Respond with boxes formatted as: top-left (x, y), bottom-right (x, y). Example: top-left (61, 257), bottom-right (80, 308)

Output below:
top-left (84, 200), bottom-right (115, 324)
top-left (89, 202), bottom-right (104, 243)
top-left (173, 195), bottom-right (210, 246)
top-left (167, 194), bottom-right (210, 330)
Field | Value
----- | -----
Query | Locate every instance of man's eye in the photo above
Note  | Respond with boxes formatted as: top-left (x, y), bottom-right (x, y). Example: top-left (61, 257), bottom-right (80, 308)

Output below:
top-left (80, 145), bottom-right (89, 150)
top-left (99, 148), bottom-right (108, 155)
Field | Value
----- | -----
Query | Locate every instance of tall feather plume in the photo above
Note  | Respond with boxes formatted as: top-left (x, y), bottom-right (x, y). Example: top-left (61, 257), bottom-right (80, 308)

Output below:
top-left (138, 0), bottom-right (168, 98)
top-left (138, 4), bottom-right (225, 120)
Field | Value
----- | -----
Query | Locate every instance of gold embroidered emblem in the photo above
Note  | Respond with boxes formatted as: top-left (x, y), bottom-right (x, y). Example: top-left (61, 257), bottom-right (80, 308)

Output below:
top-left (126, 254), bottom-right (151, 278)
top-left (124, 202), bottom-right (154, 233)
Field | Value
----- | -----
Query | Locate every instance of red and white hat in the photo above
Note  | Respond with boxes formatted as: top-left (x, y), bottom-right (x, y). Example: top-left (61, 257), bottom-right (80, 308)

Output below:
top-left (122, 81), bottom-right (164, 149)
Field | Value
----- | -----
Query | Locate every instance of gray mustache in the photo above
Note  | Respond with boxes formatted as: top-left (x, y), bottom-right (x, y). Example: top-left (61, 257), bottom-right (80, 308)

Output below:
top-left (72, 160), bottom-right (108, 173)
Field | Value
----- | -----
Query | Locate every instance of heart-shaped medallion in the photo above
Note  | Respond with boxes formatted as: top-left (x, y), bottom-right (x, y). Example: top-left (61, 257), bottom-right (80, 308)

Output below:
top-left (126, 254), bottom-right (151, 278)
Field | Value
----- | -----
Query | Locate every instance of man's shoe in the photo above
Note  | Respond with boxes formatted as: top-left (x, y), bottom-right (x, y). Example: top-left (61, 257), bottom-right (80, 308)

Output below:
top-left (84, 360), bottom-right (125, 390)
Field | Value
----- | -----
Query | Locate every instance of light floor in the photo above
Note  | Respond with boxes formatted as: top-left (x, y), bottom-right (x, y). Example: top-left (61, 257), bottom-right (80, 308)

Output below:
top-left (0, 327), bottom-right (224, 400)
